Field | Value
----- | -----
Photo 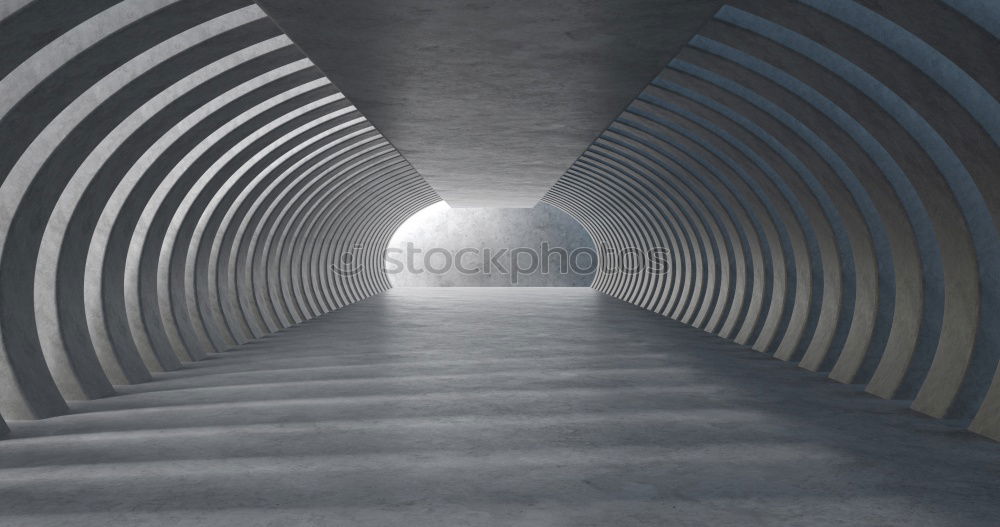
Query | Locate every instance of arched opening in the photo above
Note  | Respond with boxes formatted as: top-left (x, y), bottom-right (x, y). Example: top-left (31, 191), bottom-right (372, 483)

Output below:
top-left (2, 1), bottom-right (1000, 524)
top-left (384, 201), bottom-right (597, 287)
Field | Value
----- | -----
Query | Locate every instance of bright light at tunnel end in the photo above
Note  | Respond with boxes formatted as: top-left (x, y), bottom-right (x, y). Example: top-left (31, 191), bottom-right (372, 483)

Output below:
top-left (330, 243), bottom-right (671, 284)
top-left (330, 201), bottom-right (671, 284)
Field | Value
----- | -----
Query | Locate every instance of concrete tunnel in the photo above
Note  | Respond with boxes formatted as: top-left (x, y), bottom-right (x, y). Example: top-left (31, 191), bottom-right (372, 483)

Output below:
top-left (1, 0), bottom-right (1000, 524)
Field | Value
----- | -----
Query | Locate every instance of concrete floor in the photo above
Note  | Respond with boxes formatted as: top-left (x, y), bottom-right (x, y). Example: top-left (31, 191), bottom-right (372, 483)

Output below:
top-left (1, 288), bottom-right (998, 526)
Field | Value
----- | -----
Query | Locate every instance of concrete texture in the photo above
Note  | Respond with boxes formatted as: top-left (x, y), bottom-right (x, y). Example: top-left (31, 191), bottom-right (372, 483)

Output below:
top-left (1, 3), bottom-right (1000, 520)
top-left (254, 0), bottom-right (726, 207)
top-left (386, 201), bottom-right (596, 287)
top-left (2, 288), bottom-right (998, 526)
top-left (543, 0), bottom-right (1000, 440)
top-left (0, 0), bottom-right (437, 424)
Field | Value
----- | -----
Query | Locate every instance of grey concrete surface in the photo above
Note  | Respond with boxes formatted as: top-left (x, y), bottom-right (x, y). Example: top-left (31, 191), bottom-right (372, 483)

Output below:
top-left (3, 6), bottom-right (1000, 525)
top-left (254, 0), bottom-right (726, 207)
top-left (542, 0), bottom-right (1000, 440)
top-left (0, 0), bottom-right (437, 423)
top-left (2, 288), bottom-right (998, 526)
top-left (386, 202), bottom-right (596, 287)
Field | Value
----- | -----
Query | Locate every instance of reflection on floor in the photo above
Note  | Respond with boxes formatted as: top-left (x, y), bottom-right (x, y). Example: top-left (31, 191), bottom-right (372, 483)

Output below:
top-left (1, 288), bottom-right (998, 526)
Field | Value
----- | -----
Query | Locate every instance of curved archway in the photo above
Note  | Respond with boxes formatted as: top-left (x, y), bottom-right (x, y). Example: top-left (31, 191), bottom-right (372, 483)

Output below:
top-left (1, 1), bottom-right (1000, 524)
top-left (383, 201), bottom-right (597, 287)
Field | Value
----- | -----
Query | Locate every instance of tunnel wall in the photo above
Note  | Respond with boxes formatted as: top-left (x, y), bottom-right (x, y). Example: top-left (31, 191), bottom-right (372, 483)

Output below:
top-left (0, 0), bottom-right (438, 435)
top-left (543, 0), bottom-right (1000, 441)
top-left (2, 0), bottom-right (998, 445)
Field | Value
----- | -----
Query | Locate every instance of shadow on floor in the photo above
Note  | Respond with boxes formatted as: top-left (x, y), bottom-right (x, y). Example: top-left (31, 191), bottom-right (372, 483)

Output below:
top-left (1, 288), bottom-right (997, 526)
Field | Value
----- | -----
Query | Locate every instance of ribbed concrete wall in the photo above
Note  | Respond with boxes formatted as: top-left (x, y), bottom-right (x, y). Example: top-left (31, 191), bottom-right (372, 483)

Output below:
top-left (544, 0), bottom-right (1000, 441)
top-left (2, 0), bottom-right (998, 447)
top-left (0, 0), bottom-right (438, 436)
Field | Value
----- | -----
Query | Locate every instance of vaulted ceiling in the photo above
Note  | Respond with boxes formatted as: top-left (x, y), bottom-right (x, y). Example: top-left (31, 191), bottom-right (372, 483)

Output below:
top-left (256, 0), bottom-right (725, 206)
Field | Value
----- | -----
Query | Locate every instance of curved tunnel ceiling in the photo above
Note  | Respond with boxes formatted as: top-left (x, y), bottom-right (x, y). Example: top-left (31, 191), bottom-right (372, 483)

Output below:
top-left (255, 0), bottom-right (726, 207)
top-left (0, 0), bottom-right (999, 448)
